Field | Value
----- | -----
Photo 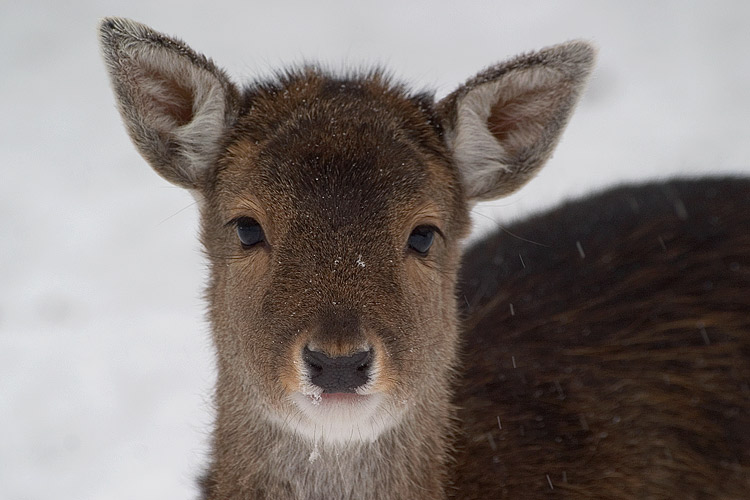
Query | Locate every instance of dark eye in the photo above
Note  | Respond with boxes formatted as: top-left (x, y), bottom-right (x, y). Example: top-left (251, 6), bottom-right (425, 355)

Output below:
top-left (235, 217), bottom-right (264, 248)
top-left (407, 225), bottom-right (436, 256)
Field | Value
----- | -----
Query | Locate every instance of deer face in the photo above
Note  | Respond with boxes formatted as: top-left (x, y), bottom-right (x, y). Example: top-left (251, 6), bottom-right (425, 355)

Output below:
top-left (201, 77), bottom-right (469, 442)
top-left (99, 18), bottom-right (593, 445)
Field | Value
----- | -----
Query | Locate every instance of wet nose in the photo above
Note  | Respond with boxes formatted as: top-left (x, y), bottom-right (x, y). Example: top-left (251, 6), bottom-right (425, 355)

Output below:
top-left (302, 346), bottom-right (373, 393)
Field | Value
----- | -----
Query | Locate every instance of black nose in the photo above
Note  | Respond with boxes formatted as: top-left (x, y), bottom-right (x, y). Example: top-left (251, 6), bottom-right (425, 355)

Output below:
top-left (302, 347), bottom-right (373, 393)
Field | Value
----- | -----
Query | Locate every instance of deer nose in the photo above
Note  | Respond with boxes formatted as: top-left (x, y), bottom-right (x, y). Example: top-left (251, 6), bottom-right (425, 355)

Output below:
top-left (302, 346), bottom-right (373, 393)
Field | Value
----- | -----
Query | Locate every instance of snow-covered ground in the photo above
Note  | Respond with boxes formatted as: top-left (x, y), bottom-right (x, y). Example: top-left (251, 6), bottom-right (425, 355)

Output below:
top-left (1, 1), bottom-right (749, 498)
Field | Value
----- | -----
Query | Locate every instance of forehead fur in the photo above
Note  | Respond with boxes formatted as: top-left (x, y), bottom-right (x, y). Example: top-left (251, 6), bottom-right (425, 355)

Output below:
top-left (212, 68), bottom-right (465, 221)
top-left (237, 67), bottom-right (444, 151)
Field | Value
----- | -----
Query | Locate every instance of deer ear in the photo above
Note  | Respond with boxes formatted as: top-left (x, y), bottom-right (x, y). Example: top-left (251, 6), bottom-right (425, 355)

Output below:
top-left (438, 41), bottom-right (595, 202)
top-left (99, 18), bottom-right (240, 189)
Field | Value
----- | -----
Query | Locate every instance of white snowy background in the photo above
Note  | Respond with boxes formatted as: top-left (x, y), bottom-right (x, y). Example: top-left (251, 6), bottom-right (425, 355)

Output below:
top-left (1, 1), bottom-right (749, 498)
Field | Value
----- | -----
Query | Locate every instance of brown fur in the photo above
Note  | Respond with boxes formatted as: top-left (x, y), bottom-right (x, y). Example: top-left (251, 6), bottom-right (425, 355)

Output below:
top-left (455, 178), bottom-right (750, 498)
top-left (99, 17), bottom-right (748, 500)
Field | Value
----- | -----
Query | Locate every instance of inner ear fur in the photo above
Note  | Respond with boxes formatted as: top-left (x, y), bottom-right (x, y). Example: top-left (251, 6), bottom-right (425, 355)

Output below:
top-left (438, 41), bottom-right (596, 202)
top-left (99, 17), bottom-right (240, 189)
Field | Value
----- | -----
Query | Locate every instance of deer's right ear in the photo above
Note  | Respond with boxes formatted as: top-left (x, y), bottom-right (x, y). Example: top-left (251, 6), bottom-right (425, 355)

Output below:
top-left (99, 18), bottom-right (240, 190)
top-left (438, 41), bottom-right (595, 202)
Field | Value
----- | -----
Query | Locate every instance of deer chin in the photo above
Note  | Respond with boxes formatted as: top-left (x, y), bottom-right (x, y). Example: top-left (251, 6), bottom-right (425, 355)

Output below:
top-left (284, 391), bottom-right (400, 445)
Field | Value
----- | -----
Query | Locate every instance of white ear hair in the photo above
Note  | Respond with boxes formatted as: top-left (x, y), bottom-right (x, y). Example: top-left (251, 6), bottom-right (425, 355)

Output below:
top-left (99, 18), bottom-right (240, 189)
top-left (441, 41), bottom-right (596, 201)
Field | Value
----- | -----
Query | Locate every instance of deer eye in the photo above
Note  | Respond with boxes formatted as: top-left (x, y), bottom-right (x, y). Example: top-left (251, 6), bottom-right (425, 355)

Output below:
top-left (235, 217), bottom-right (264, 248)
top-left (407, 225), bottom-right (436, 256)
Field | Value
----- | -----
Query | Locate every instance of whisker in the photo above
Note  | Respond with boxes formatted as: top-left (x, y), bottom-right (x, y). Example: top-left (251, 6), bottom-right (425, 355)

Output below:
top-left (469, 209), bottom-right (549, 247)
top-left (157, 201), bottom-right (198, 225)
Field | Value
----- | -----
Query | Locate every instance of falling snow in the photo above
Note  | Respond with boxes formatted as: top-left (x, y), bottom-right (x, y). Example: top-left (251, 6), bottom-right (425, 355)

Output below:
top-left (308, 442), bottom-right (321, 463)
top-left (576, 241), bottom-right (586, 259)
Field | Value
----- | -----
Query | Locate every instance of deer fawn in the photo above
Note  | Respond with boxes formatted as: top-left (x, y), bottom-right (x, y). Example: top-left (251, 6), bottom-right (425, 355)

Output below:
top-left (100, 18), bottom-right (749, 499)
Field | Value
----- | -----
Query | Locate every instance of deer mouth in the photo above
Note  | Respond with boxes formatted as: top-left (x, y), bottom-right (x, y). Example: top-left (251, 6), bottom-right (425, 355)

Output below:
top-left (297, 388), bottom-right (376, 408)
top-left (287, 390), bottom-right (397, 444)
top-left (275, 342), bottom-right (402, 443)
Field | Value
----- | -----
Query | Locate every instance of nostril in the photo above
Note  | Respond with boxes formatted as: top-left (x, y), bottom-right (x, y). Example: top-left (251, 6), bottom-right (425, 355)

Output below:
top-left (306, 361), bottom-right (323, 377)
top-left (356, 351), bottom-right (373, 372)
top-left (302, 348), bottom-right (324, 375)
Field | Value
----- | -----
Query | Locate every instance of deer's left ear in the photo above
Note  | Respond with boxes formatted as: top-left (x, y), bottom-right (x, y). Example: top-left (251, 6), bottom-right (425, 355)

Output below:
top-left (438, 41), bottom-right (595, 202)
top-left (99, 17), bottom-right (241, 190)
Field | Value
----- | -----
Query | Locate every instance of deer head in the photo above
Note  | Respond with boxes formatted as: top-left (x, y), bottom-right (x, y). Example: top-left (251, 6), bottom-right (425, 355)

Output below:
top-left (99, 18), bottom-right (594, 448)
